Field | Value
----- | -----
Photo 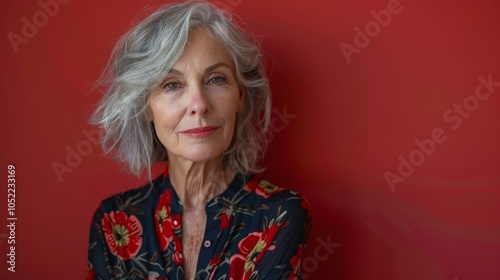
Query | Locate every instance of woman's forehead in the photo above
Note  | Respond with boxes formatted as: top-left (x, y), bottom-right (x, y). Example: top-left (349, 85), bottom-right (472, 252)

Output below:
top-left (171, 28), bottom-right (235, 74)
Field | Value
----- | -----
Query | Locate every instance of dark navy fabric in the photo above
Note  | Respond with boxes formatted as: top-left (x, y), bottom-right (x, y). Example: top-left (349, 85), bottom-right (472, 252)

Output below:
top-left (87, 170), bottom-right (312, 280)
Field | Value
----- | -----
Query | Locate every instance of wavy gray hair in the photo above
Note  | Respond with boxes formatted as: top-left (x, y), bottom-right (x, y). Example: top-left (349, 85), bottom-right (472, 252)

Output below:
top-left (91, 0), bottom-right (271, 179)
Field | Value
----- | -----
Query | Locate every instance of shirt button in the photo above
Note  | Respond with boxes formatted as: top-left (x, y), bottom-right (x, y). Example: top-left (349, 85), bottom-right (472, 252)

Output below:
top-left (173, 220), bottom-right (178, 226)
top-left (204, 240), bottom-right (211, 248)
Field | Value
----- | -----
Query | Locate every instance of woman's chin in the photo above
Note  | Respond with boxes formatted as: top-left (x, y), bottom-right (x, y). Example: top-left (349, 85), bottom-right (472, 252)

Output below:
top-left (173, 145), bottom-right (227, 163)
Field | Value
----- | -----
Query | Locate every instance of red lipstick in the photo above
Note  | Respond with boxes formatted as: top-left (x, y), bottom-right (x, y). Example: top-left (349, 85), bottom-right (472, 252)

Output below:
top-left (180, 126), bottom-right (219, 138)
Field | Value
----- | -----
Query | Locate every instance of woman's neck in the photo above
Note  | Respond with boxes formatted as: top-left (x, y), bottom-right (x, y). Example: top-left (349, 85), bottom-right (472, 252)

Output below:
top-left (167, 155), bottom-right (234, 210)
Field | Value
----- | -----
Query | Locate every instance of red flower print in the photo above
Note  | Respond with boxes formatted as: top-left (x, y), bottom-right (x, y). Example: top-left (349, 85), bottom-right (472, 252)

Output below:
top-left (209, 254), bottom-right (222, 267)
top-left (144, 271), bottom-right (164, 280)
top-left (207, 254), bottom-right (222, 280)
top-left (102, 211), bottom-right (143, 260)
top-left (244, 179), bottom-right (286, 198)
top-left (172, 234), bottom-right (183, 265)
top-left (154, 189), bottom-right (175, 250)
top-left (220, 205), bottom-right (235, 231)
top-left (288, 244), bottom-right (305, 279)
top-left (162, 165), bottom-right (169, 178)
top-left (154, 189), bottom-right (183, 264)
top-left (86, 262), bottom-right (96, 280)
top-left (229, 223), bottom-right (282, 280)
top-left (299, 194), bottom-right (313, 219)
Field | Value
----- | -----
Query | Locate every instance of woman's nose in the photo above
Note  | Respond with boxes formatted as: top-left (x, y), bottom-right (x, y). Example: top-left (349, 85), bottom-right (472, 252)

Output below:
top-left (188, 85), bottom-right (211, 116)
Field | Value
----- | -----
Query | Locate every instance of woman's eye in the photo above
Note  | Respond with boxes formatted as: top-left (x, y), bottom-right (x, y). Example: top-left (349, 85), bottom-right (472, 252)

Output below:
top-left (163, 82), bottom-right (180, 91)
top-left (208, 76), bottom-right (226, 85)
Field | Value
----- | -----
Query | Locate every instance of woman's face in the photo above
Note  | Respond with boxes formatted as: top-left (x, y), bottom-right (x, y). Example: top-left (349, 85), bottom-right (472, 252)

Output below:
top-left (148, 28), bottom-right (243, 163)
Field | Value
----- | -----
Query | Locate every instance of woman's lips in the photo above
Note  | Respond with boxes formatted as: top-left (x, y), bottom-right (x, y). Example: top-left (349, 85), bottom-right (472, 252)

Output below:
top-left (180, 126), bottom-right (220, 138)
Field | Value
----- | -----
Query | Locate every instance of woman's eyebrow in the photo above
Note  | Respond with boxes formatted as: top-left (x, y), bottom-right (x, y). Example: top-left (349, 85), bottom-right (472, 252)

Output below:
top-left (167, 68), bottom-right (183, 75)
top-left (167, 62), bottom-right (230, 76)
top-left (204, 62), bottom-right (231, 73)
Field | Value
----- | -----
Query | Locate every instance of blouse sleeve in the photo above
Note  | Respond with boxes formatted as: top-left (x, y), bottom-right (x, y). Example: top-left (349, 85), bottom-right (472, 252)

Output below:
top-left (87, 204), bottom-right (112, 280)
top-left (254, 192), bottom-right (313, 280)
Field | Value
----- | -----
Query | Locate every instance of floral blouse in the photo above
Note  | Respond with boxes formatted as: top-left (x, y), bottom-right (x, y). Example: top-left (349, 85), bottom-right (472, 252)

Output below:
top-left (87, 169), bottom-right (312, 280)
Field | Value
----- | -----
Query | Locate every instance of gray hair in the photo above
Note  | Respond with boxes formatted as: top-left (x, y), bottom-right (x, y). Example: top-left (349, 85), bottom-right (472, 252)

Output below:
top-left (91, 0), bottom-right (271, 179)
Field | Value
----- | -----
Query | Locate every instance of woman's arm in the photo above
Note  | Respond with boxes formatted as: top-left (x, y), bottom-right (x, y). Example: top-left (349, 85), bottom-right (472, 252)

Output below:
top-left (87, 205), bottom-right (112, 280)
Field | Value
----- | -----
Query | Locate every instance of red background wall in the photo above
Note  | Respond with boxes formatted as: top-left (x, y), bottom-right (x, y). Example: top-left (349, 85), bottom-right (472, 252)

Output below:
top-left (1, 0), bottom-right (499, 279)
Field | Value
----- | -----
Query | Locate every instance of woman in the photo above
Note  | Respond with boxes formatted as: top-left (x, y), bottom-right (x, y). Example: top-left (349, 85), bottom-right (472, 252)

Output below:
top-left (87, 1), bottom-right (312, 279)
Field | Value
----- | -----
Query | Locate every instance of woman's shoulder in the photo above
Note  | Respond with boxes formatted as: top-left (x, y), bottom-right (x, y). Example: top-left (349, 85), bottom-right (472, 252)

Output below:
top-left (96, 175), bottom-right (164, 213)
top-left (243, 176), bottom-right (313, 216)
